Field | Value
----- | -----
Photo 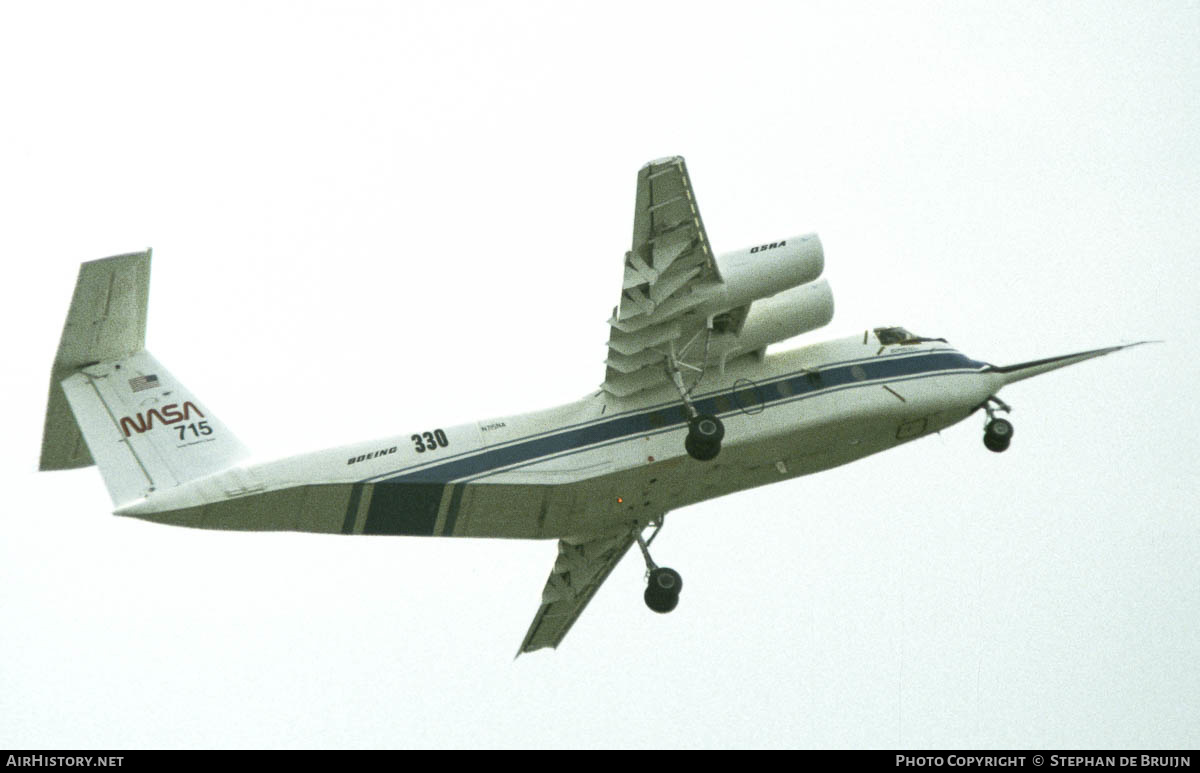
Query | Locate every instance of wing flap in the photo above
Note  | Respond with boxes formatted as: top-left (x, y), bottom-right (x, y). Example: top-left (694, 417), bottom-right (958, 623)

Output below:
top-left (603, 157), bottom-right (721, 397)
top-left (622, 251), bottom-right (658, 289)
top-left (651, 264), bottom-right (702, 304)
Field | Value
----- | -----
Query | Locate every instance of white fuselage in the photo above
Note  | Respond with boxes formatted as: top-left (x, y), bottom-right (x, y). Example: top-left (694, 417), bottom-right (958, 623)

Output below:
top-left (115, 333), bottom-right (1003, 539)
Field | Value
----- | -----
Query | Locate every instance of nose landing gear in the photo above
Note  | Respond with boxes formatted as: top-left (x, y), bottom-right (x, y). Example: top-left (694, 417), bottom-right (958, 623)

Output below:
top-left (645, 567), bottom-right (683, 613)
top-left (981, 396), bottom-right (1014, 453)
top-left (636, 518), bottom-right (682, 614)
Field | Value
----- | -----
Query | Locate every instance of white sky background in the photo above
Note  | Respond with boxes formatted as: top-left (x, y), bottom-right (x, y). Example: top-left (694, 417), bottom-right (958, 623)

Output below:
top-left (2, 0), bottom-right (1198, 749)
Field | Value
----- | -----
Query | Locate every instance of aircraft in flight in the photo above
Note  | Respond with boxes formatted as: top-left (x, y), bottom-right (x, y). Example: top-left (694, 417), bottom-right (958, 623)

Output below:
top-left (38, 157), bottom-right (1149, 655)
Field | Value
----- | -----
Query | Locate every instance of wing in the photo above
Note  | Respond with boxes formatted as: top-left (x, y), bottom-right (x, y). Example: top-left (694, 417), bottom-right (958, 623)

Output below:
top-left (517, 531), bottom-right (637, 655)
top-left (602, 157), bottom-right (724, 398)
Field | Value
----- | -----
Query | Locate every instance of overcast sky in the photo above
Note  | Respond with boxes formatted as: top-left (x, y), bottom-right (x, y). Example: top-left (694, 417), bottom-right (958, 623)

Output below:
top-left (2, 1), bottom-right (1198, 749)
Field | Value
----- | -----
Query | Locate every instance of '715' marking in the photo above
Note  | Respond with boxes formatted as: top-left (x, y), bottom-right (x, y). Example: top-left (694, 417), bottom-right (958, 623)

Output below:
top-left (177, 421), bottom-right (212, 440)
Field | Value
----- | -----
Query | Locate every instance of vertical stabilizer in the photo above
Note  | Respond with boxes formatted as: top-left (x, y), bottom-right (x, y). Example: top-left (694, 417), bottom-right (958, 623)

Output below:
top-left (40, 251), bottom-right (249, 506)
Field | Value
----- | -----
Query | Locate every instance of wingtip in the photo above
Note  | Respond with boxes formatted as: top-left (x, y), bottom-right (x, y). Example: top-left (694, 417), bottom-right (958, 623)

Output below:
top-left (641, 155), bottom-right (684, 171)
top-left (79, 249), bottom-right (153, 269)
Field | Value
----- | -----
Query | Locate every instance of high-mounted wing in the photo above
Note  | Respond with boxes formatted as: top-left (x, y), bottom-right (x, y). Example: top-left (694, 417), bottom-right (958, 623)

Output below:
top-left (602, 157), bottom-right (724, 398)
top-left (518, 530), bottom-right (637, 655)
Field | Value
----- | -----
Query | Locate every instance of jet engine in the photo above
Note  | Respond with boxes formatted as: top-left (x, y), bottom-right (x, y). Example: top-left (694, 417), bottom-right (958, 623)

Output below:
top-left (702, 233), bottom-right (833, 369)
top-left (714, 234), bottom-right (824, 310)
top-left (707, 277), bottom-right (834, 369)
top-left (604, 232), bottom-right (834, 392)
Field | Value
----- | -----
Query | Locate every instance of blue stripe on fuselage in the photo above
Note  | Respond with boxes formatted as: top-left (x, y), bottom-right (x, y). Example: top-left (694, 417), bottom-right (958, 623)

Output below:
top-left (365, 350), bottom-right (987, 486)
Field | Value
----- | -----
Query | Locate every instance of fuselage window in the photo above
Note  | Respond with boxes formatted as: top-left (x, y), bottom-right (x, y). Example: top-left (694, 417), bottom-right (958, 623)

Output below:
top-left (777, 380), bottom-right (794, 397)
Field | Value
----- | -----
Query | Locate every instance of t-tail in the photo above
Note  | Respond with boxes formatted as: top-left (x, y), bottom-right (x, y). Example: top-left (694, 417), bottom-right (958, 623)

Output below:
top-left (39, 251), bottom-right (248, 507)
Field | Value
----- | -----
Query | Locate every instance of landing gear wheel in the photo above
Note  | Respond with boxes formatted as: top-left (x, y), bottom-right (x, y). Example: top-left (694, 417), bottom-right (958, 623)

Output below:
top-left (689, 414), bottom-right (724, 444)
top-left (644, 567), bottom-right (682, 614)
top-left (685, 433), bottom-right (721, 461)
top-left (983, 433), bottom-right (1010, 453)
top-left (686, 414), bottom-right (723, 461)
top-left (984, 418), bottom-right (1013, 453)
top-left (649, 567), bottom-right (683, 594)
top-left (644, 586), bottom-right (679, 613)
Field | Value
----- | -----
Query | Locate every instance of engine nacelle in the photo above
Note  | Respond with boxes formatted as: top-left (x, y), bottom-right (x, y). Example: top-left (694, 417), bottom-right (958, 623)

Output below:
top-left (605, 231), bottom-right (832, 392)
top-left (708, 277), bottom-right (835, 368)
top-left (715, 233), bottom-right (824, 310)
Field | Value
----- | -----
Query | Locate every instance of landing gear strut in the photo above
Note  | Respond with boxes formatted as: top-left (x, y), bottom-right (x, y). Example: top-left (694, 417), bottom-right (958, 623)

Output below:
top-left (667, 339), bottom-right (724, 462)
top-left (636, 518), bottom-right (682, 614)
top-left (981, 396), bottom-right (1014, 453)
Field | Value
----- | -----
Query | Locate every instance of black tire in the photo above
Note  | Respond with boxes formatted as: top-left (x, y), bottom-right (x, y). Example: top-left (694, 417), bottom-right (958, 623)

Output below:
top-left (689, 414), bottom-right (724, 444)
top-left (649, 567), bottom-right (683, 595)
top-left (984, 418), bottom-right (1013, 453)
top-left (644, 585), bottom-right (680, 614)
top-left (685, 433), bottom-right (721, 461)
top-left (986, 418), bottom-right (1013, 439)
top-left (983, 432), bottom-right (1010, 453)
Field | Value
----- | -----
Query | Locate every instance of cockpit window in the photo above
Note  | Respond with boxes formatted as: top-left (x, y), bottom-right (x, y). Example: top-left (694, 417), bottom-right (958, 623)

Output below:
top-left (875, 327), bottom-right (915, 345)
top-left (874, 327), bottom-right (947, 346)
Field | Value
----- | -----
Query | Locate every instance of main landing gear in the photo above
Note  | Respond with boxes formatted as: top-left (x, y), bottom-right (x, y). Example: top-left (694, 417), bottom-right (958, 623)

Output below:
top-left (685, 414), bottom-right (724, 461)
top-left (636, 519), bottom-right (682, 614)
top-left (667, 348), bottom-right (724, 462)
top-left (981, 396), bottom-right (1014, 453)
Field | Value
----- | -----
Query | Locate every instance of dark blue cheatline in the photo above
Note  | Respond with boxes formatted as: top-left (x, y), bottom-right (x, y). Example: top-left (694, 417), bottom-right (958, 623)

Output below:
top-left (378, 350), bottom-right (986, 486)
top-left (363, 481), bottom-right (443, 536)
top-left (340, 483), bottom-right (364, 533)
top-left (442, 483), bottom-right (466, 536)
top-left (340, 350), bottom-right (988, 535)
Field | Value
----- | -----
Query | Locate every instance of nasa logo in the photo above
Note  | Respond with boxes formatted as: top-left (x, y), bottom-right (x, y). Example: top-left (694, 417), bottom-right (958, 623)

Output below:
top-left (119, 402), bottom-right (205, 437)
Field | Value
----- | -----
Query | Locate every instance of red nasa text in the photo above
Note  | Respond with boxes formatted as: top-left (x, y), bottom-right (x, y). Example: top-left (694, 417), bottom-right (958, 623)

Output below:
top-left (119, 402), bottom-right (205, 437)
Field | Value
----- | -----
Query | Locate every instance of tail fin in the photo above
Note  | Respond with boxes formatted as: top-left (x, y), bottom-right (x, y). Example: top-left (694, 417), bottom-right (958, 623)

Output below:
top-left (40, 251), bottom-right (249, 506)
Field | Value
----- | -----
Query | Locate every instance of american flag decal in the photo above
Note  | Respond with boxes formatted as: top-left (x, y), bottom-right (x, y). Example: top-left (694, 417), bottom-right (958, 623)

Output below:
top-left (128, 374), bottom-right (160, 392)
